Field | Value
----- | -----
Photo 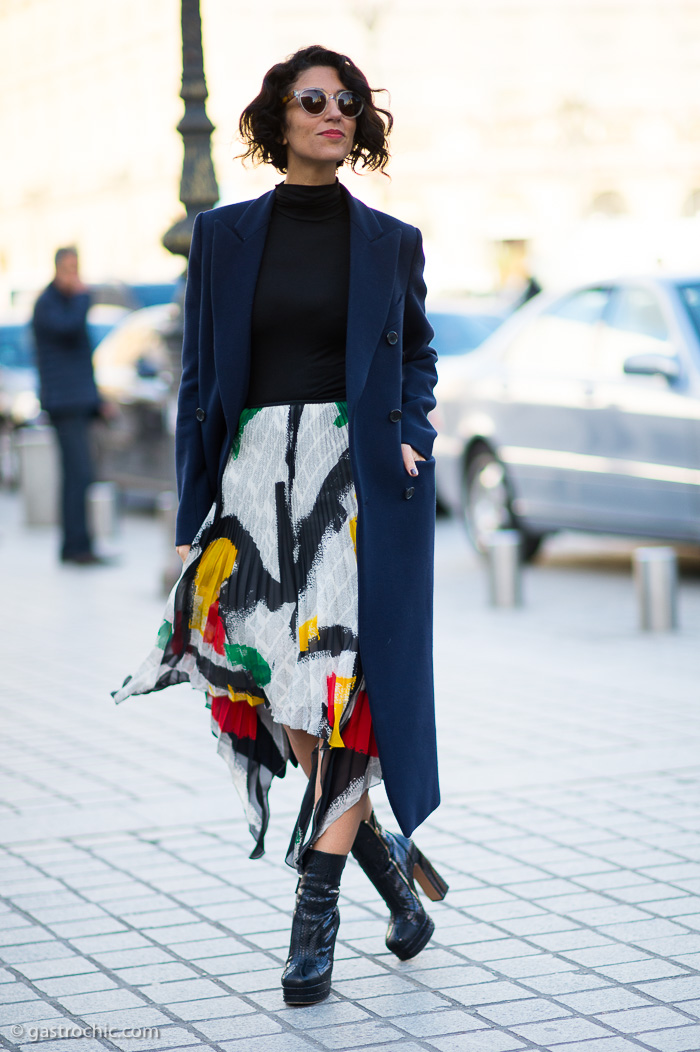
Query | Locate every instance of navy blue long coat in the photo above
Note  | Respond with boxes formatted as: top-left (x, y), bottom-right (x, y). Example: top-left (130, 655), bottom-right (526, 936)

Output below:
top-left (174, 185), bottom-right (440, 837)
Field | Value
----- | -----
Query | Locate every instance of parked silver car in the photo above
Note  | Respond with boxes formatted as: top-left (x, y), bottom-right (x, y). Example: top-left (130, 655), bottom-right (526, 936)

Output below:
top-left (433, 276), bottom-right (700, 559)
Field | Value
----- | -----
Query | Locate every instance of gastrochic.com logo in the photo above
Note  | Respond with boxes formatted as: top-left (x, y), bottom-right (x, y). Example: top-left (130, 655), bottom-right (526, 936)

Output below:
top-left (10, 1024), bottom-right (161, 1041)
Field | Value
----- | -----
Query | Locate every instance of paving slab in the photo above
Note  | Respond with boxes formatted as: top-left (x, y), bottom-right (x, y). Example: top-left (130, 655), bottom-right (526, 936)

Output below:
top-left (2, 496), bottom-right (700, 1050)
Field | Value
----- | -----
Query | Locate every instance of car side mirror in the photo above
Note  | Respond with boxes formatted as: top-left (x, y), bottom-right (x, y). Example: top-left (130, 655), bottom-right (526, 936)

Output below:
top-left (622, 353), bottom-right (680, 382)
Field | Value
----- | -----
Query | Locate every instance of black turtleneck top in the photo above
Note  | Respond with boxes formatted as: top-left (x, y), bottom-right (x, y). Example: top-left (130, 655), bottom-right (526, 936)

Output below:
top-left (246, 180), bottom-right (350, 407)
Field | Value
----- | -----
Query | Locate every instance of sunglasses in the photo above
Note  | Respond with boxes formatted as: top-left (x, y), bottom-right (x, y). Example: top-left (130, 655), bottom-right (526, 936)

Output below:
top-left (281, 87), bottom-right (364, 119)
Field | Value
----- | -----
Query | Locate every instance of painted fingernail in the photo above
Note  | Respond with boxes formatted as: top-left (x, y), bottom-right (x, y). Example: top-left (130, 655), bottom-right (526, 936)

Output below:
top-left (411, 467), bottom-right (418, 475)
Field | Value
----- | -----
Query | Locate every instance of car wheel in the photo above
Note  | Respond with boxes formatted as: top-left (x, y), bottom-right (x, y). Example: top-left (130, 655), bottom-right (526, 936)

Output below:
top-left (462, 446), bottom-right (544, 562)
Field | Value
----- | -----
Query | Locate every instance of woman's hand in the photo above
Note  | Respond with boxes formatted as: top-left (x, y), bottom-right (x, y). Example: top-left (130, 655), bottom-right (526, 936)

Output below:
top-left (401, 443), bottom-right (426, 476)
top-left (176, 544), bottom-right (191, 564)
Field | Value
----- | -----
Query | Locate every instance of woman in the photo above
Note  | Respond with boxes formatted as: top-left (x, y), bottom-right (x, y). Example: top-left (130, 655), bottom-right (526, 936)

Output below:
top-left (113, 44), bottom-right (446, 1006)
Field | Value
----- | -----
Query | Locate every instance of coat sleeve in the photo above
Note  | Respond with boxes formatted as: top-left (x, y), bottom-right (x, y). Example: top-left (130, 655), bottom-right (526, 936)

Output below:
top-left (175, 212), bottom-right (214, 546)
top-left (400, 228), bottom-right (437, 460)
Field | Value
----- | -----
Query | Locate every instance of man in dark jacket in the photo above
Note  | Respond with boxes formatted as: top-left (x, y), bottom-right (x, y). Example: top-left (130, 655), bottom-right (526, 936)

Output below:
top-left (32, 247), bottom-right (101, 564)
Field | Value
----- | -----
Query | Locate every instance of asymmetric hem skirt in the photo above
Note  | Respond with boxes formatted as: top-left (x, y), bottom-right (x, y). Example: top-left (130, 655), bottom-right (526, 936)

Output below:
top-left (112, 401), bottom-right (382, 869)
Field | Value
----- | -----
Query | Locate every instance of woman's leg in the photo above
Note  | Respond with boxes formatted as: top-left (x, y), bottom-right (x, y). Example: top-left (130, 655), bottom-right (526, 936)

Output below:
top-left (281, 725), bottom-right (370, 1005)
top-left (283, 725), bottom-right (372, 853)
top-left (282, 730), bottom-right (447, 965)
top-left (315, 793), bottom-right (372, 853)
top-left (283, 726), bottom-right (317, 779)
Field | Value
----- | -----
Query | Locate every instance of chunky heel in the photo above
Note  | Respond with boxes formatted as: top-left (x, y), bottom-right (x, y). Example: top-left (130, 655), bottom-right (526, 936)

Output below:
top-left (412, 849), bottom-right (449, 902)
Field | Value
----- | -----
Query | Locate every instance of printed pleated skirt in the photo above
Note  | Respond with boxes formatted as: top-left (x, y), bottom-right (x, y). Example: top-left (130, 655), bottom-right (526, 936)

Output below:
top-left (112, 400), bottom-right (382, 869)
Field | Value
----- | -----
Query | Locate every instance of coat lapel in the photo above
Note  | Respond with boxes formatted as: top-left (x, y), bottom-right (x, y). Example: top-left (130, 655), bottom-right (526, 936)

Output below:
top-left (211, 189), bottom-right (275, 433)
top-left (210, 185), bottom-right (401, 431)
top-left (345, 191), bottom-right (402, 414)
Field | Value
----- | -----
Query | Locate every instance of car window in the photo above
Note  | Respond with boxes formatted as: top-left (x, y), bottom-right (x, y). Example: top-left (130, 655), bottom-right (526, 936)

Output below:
top-left (607, 287), bottom-right (670, 342)
top-left (598, 286), bottom-right (674, 377)
top-left (547, 288), bottom-right (610, 325)
top-left (504, 287), bottom-right (609, 375)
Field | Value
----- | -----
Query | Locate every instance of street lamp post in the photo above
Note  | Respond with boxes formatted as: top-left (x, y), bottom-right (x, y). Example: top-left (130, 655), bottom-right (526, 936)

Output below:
top-left (163, 0), bottom-right (219, 260)
top-left (160, 0), bottom-right (219, 590)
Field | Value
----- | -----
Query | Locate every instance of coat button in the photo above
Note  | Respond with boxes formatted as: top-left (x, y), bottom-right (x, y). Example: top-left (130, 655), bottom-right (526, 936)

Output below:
top-left (389, 409), bottom-right (402, 423)
top-left (403, 486), bottom-right (415, 500)
top-left (196, 407), bottom-right (206, 422)
top-left (386, 330), bottom-right (398, 345)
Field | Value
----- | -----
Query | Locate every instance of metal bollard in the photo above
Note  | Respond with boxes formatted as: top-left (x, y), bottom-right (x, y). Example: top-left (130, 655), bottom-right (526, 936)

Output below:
top-left (158, 490), bottom-right (182, 595)
top-left (16, 426), bottom-right (59, 526)
top-left (485, 529), bottom-right (523, 607)
top-left (633, 547), bottom-right (678, 631)
top-left (87, 481), bottom-right (118, 541)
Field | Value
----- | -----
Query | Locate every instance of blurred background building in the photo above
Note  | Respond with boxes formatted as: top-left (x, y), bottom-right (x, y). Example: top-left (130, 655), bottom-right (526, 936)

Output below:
top-left (2, 0), bottom-right (700, 302)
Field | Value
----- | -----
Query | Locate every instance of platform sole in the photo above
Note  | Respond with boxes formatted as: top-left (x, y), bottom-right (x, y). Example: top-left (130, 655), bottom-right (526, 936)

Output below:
top-left (387, 913), bottom-right (435, 961)
top-left (282, 975), bottom-right (332, 1006)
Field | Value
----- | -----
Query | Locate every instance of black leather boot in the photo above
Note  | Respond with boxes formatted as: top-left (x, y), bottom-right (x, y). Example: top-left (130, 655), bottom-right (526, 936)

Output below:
top-left (281, 849), bottom-right (346, 1006)
top-left (351, 811), bottom-right (448, 961)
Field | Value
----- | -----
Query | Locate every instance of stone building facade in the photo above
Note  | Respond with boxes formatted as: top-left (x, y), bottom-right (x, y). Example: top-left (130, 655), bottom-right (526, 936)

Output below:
top-left (1, 0), bottom-right (700, 301)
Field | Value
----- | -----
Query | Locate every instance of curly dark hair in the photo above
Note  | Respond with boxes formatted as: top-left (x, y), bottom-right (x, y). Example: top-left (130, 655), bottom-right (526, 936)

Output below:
top-left (239, 45), bottom-right (393, 175)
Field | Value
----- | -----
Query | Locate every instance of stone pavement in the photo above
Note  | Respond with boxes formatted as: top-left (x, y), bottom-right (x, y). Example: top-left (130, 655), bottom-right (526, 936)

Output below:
top-left (2, 489), bottom-right (700, 1052)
